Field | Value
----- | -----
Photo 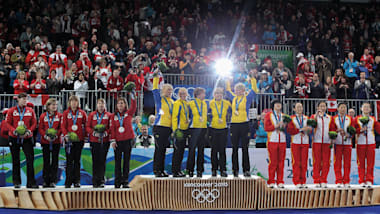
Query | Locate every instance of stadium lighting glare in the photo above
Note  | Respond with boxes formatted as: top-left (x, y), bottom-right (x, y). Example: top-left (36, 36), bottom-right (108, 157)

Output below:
top-left (214, 58), bottom-right (233, 77)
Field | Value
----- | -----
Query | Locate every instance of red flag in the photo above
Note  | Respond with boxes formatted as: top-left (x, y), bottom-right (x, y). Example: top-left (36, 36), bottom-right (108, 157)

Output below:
top-left (327, 99), bottom-right (337, 112)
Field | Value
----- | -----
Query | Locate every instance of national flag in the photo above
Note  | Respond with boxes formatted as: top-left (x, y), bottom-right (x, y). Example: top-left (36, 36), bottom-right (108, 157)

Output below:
top-left (28, 94), bottom-right (50, 106)
top-left (327, 99), bottom-right (337, 112)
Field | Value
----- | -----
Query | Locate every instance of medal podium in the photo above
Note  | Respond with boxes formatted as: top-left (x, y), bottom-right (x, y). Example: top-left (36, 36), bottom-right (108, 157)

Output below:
top-left (0, 175), bottom-right (379, 210)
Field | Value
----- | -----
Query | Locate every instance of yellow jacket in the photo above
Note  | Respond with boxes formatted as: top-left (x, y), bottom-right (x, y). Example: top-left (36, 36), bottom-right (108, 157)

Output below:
top-left (152, 76), bottom-right (173, 128)
top-left (209, 99), bottom-right (231, 129)
top-left (226, 79), bottom-right (257, 123)
top-left (172, 99), bottom-right (190, 132)
top-left (188, 98), bottom-right (208, 128)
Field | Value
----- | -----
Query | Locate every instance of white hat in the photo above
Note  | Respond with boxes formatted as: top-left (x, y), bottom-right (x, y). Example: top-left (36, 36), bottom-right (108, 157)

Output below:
top-left (296, 52), bottom-right (304, 58)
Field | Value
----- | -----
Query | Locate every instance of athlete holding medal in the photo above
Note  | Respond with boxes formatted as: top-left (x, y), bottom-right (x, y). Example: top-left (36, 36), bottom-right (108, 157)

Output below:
top-left (209, 87), bottom-right (231, 177)
top-left (86, 98), bottom-right (112, 188)
top-left (186, 87), bottom-right (208, 177)
top-left (226, 78), bottom-right (257, 177)
top-left (62, 95), bottom-right (87, 188)
top-left (110, 92), bottom-right (136, 188)
top-left (38, 98), bottom-right (62, 188)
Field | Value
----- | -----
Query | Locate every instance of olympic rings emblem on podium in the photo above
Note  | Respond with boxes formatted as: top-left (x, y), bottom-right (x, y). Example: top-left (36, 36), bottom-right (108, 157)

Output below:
top-left (191, 189), bottom-right (220, 203)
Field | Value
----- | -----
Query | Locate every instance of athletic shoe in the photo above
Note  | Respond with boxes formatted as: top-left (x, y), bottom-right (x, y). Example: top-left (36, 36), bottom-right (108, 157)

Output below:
top-left (360, 183), bottom-right (366, 188)
top-left (296, 184), bottom-right (302, 189)
top-left (277, 183), bottom-right (284, 189)
top-left (321, 183), bottom-right (327, 188)
top-left (366, 181), bottom-right (373, 188)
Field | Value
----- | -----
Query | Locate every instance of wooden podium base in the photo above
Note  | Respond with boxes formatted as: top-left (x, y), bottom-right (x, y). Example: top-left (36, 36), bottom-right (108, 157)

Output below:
top-left (0, 175), bottom-right (379, 210)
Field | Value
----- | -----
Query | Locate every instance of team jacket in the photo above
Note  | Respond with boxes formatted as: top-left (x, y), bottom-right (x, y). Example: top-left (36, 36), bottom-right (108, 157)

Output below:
top-left (264, 111), bottom-right (286, 143)
top-left (310, 114), bottom-right (333, 144)
top-left (86, 111), bottom-right (112, 143)
top-left (208, 99), bottom-right (231, 129)
top-left (6, 105), bottom-right (37, 139)
top-left (226, 79), bottom-right (256, 123)
top-left (172, 99), bottom-right (190, 132)
top-left (287, 114), bottom-right (309, 145)
top-left (152, 76), bottom-right (173, 128)
top-left (354, 115), bottom-right (380, 145)
top-left (110, 96), bottom-right (136, 142)
top-left (61, 108), bottom-right (87, 141)
top-left (48, 52), bottom-right (68, 72)
top-left (13, 79), bottom-right (30, 95)
top-left (38, 112), bottom-right (63, 144)
top-left (330, 114), bottom-right (354, 145)
top-left (188, 98), bottom-right (208, 129)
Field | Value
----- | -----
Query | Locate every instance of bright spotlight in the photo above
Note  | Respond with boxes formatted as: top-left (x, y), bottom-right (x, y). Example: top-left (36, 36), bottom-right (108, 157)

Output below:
top-left (214, 58), bottom-right (233, 77)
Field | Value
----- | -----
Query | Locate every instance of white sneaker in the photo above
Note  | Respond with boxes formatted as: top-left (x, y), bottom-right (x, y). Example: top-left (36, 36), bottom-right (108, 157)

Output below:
top-left (302, 184), bottom-right (308, 189)
top-left (336, 183), bottom-right (343, 188)
top-left (296, 184), bottom-right (302, 189)
top-left (315, 183), bottom-right (321, 188)
top-left (277, 183), bottom-right (284, 189)
top-left (321, 183), bottom-right (328, 188)
top-left (268, 183), bottom-right (275, 188)
top-left (366, 181), bottom-right (373, 188)
top-left (360, 183), bottom-right (366, 188)
top-left (344, 184), bottom-right (351, 188)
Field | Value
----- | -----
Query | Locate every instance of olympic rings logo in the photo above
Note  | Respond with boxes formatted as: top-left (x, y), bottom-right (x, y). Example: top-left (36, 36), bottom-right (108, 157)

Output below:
top-left (191, 189), bottom-right (220, 203)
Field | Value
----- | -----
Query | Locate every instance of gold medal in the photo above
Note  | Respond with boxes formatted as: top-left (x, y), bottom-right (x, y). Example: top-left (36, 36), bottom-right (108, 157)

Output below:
top-left (235, 110), bottom-right (239, 116)
top-left (199, 117), bottom-right (204, 123)
top-left (218, 118), bottom-right (223, 124)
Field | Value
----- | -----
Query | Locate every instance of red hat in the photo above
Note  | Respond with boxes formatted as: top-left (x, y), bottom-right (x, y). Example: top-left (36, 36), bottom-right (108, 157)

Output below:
top-left (82, 41), bottom-right (88, 46)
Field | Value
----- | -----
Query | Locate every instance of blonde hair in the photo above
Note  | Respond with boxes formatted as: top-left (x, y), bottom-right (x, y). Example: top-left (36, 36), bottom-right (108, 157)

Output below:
top-left (16, 71), bottom-right (26, 80)
top-left (193, 87), bottom-right (205, 98)
top-left (178, 87), bottom-right (188, 96)
top-left (168, 49), bottom-right (176, 57)
top-left (214, 87), bottom-right (224, 95)
top-left (64, 69), bottom-right (73, 81)
top-left (68, 95), bottom-right (80, 108)
top-left (148, 114), bottom-right (155, 124)
top-left (45, 98), bottom-right (57, 111)
top-left (97, 98), bottom-right (106, 104)
top-left (161, 83), bottom-right (173, 96)
top-left (234, 83), bottom-right (246, 92)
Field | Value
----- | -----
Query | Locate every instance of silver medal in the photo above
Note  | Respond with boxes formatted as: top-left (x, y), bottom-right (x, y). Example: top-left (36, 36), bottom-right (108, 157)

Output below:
top-left (119, 127), bottom-right (125, 133)
top-left (72, 125), bottom-right (78, 131)
top-left (18, 121), bottom-right (24, 126)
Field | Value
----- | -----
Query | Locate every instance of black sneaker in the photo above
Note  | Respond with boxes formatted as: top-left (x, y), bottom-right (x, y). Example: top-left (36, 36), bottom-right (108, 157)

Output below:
top-left (233, 171), bottom-right (239, 177)
top-left (14, 184), bottom-right (21, 189)
top-left (99, 184), bottom-right (105, 188)
top-left (244, 171), bottom-right (251, 177)
top-left (173, 172), bottom-right (185, 177)
top-left (74, 183), bottom-right (81, 188)
top-left (65, 184), bottom-right (71, 188)
top-left (212, 170), bottom-right (217, 177)
top-left (220, 171), bottom-right (228, 177)
top-left (115, 183), bottom-right (121, 188)
top-left (27, 184), bottom-right (39, 189)
top-left (122, 183), bottom-right (130, 188)
top-left (43, 182), bottom-right (50, 188)
top-left (196, 172), bottom-right (203, 178)
top-left (154, 171), bottom-right (164, 177)
top-left (188, 171), bottom-right (194, 177)
top-left (49, 183), bottom-right (56, 188)
top-left (161, 171), bottom-right (169, 177)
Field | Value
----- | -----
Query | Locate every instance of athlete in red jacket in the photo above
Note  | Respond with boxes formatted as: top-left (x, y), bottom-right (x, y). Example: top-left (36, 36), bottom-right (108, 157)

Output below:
top-left (110, 92), bottom-right (136, 188)
top-left (6, 93), bottom-right (38, 188)
top-left (38, 98), bottom-right (62, 188)
top-left (86, 98), bottom-right (112, 188)
top-left (61, 95), bottom-right (87, 188)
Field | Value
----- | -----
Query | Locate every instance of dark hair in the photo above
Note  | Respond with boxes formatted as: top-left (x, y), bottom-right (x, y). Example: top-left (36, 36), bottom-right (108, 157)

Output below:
top-left (17, 92), bottom-right (27, 99)
top-left (337, 102), bottom-right (347, 108)
top-left (317, 101), bottom-right (326, 107)
top-left (271, 99), bottom-right (281, 109)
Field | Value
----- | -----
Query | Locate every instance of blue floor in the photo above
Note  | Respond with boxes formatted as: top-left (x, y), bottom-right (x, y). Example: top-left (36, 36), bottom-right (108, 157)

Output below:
top-left (1, 207), bottom-right (380, 214)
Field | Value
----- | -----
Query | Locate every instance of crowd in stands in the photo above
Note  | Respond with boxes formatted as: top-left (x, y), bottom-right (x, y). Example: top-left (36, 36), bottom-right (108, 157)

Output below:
top-left (0, 0), bottom-right (378, 100)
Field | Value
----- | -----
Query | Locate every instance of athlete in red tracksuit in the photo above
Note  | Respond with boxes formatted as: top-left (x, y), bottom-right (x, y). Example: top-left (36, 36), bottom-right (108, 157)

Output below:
top-left (38, 98), bottom-right (63, 188)
top-left (310, 101), bottom-right (334, 188)
top-left (61, 95), bottom-right (87, 188)
top-left (6, 93), bottom-right (38, 188)
top-left (264, 100), bottom-right (287, 188)
top-left (329, 103), bottom-right (354, 187)
top-left (353, 103), bottom-right (380, 187)
top-left (287, 103), bottom-right (312, 188)
top-left (110, 92), bottom-right (136, 188)
top-left (86, 98), bottom-right (112, 188)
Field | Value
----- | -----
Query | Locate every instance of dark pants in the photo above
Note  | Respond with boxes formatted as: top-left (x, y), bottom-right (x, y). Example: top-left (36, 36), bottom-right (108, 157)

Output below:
top-left (91, 142), bottom-right (110, 186)
top-left (231, 122), bottom-right (250, 172)
top-left (114, 140), bottom-right (132, 185)
top-left (172, 129), bottom-right (189, 173)
top-left (65, 142), bottom-right (84, 186)
top-left (210, 128), bottom-right (227, 171)
top-left (42, 143), bottom-right (60, 184)
top-left (153, 126), bottom-right (172, 172)
top-left (9, 137), bottom-right (36, 186)
top-left (186, 128), bottom-right (206, 173)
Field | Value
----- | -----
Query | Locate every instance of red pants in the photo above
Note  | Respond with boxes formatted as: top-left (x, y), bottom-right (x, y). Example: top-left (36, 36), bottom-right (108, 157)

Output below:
top-left (334, 145), bottom-right (352, 184)
top-left (291, 144), bottom-right (309, 185)
top-left (312, 143), bottom-right (331, 184)
top-left (267, 142), bottom-right (286, 185)
top-left (357, 144), bottom-right (375, 184)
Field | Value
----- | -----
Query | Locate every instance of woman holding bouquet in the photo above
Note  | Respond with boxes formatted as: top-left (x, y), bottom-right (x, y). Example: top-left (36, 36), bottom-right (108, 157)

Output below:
top-left (264, 99), bottom-right (288, 188)
top-left (110, 93), bottom-right (136, 188)
top-left (38, 98), bottom-right (62, 188)
top-left (310, 101), bottom-right (334, 188)
top-left (354, 103), bottom-right (380, 187)
top-left (287, 103), bottom-right (312, 188)
top-left (62, 95), bottom-right (88, 188)
top-left (6, 93), bottom-right (38, 188)
top-left (152, 71), bottom-right (174, 177)
top-left (330, 103), bottom-right (355, 187)
top-left (86, 98), bottom-right (112, 188)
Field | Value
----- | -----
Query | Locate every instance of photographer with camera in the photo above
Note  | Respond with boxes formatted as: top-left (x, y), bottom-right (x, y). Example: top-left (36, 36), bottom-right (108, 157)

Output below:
top-left (273, 60), bottom-right (293, 96)
top-left (135, 125), bottom-right (154, 148)
top-left (315, 55), bottom-right (332, 84)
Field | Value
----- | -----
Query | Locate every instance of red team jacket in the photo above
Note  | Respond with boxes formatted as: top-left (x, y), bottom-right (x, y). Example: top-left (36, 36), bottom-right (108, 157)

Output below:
top-left (38, 112), bottom-right (63, 144)
top-left (61, 108), bottom-right (87, 141)
top-left (86, 111), bottom-right (112, 143)
top-left (110, 96), bottom-right (136, 142)
top-left (6, 105), bottom-right (37, 139)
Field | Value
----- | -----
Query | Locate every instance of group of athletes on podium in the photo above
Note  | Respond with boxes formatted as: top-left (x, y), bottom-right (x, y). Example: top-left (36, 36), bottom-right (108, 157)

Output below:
top-left (3, 70), bottom-right (379, 189)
